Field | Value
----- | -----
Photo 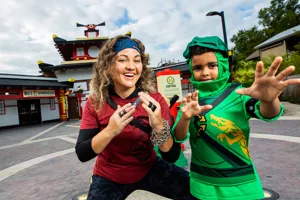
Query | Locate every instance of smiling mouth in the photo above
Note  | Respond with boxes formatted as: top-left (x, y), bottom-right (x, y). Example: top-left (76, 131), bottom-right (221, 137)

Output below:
top-left (123, 73), bottom-right (135, 78)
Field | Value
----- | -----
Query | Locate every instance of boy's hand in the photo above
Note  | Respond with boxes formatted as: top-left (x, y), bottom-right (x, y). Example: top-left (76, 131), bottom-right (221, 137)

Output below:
top-left (181, 90), bottom-right (212, 120)
top-left (236, 56), bottom-right (300, 103)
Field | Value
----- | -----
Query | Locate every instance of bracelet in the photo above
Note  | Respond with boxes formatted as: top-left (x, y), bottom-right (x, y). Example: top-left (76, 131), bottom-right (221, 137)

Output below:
top-left (150, 119), bottom-right (171, 146)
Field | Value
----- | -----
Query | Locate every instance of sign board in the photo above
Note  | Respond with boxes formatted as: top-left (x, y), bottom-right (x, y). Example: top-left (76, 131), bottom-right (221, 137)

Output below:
top-left (73, 82), bottom-right (88, 91)
top-left (156, 69), bottom-right (182, 102)
top-left (23, 90), bottom-right (56, 98)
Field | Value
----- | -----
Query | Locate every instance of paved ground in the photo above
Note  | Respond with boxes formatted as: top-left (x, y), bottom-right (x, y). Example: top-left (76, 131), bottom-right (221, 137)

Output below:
top-left (0, 103), bottom-right (300, 200)
top-left (281, 102), bottom-right (300, 117)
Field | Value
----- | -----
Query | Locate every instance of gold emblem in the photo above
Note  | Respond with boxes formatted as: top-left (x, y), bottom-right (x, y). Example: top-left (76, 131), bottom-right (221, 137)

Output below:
top-left (167, 76), bottom-right (175, 84)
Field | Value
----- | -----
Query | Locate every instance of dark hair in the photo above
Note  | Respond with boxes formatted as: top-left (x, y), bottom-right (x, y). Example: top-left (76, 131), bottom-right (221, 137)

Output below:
top-left (189, 46), bottom-right (227, 58)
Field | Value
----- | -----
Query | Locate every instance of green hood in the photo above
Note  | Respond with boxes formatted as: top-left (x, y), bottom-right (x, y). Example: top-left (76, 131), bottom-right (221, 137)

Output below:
top-left (183, 36), bottom-right (230, 97)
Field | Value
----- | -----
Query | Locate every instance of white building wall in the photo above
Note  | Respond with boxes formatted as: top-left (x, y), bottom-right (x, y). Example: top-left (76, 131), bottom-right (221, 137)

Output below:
top-left (40, 98), bottom-right (60, 122)
top-left (55, 68), bottom-right (92, 82)
top-left (0, 100), bottom-right (19, 127)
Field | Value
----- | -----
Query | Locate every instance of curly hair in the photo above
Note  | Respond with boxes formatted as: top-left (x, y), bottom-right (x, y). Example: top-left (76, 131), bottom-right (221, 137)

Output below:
top-left (89, 35), bottom-right (155, 112)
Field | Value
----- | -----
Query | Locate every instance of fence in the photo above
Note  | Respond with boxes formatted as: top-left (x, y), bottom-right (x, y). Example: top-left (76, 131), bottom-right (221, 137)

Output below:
top-left (281, 74), bottom-right (300, 98)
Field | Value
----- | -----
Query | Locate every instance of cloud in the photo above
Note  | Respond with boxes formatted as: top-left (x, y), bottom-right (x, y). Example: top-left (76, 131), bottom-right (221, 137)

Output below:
top-left (0, 0), bottom-right (270, 75)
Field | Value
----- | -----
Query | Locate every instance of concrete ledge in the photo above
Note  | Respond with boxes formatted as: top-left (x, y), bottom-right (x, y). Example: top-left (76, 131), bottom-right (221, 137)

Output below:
top-left (73, 190), bottom-right (170, 200)
top-left (127, 190), bottom-right (170, 200)
top-left (73, 188), bottom-right (280, 200)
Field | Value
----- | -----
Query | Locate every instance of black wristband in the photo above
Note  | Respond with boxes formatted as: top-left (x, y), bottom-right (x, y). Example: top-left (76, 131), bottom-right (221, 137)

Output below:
top-left (246, 98), bottom-right (259, 118)
top-left (159, 140), bottom-right (181, 163)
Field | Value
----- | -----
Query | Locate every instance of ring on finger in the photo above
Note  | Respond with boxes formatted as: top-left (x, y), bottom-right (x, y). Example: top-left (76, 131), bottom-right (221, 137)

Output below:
top-left (148, 101), bottom-right (156, 112)
top-left (151, 104), bottom-right (157, 112)
top-left (118, 110), bottom-right (127, 118)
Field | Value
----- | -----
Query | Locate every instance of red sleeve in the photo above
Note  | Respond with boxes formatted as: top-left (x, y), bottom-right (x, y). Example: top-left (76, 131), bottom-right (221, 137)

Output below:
top-left (80, 98), bottom-right (99, 130)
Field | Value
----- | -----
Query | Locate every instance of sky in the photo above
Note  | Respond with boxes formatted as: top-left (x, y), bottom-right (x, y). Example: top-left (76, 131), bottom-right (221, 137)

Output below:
top-left (0, 0), bottom-right (271, 75)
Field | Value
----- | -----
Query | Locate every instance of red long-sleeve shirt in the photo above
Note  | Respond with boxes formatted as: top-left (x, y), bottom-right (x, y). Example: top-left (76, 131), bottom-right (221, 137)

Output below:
top-left (76, 90), bottom-right (173, 184)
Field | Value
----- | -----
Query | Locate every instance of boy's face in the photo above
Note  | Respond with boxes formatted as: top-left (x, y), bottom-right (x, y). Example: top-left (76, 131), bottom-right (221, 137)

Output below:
top-left (191, 52), bottom-right (218, 82)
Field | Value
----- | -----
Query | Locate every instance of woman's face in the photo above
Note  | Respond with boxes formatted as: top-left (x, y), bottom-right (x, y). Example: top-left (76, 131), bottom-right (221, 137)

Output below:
top-left (111, 48), bottom-right (143, 91)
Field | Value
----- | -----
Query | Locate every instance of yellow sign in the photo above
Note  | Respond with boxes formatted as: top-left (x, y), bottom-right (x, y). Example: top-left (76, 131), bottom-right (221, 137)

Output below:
top-left (23, 90), bottom-right (56, 98)
top-left (156, 72), bottom-right (182, 102)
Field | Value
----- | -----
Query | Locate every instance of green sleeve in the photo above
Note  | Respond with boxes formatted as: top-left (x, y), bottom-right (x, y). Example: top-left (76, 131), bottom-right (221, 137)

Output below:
top-left (153, 145), bottom-right (161, 157)
top-left (242, 95), bottom-right (284, 122)
top-left (254, 101), bottom-right (284, 122)
top-left (171, 103), bottom-right (190, 143)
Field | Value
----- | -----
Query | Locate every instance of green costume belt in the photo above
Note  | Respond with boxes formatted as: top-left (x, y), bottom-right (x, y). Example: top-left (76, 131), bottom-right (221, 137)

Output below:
top-left (191, 162), bottom-right (254, 178)
top-left (190, 163), bottom-right (256, 185)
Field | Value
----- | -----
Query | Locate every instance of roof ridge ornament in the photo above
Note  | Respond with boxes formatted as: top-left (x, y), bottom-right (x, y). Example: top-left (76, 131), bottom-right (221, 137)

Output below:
top-left (76, 22), bottom-right (106, 38)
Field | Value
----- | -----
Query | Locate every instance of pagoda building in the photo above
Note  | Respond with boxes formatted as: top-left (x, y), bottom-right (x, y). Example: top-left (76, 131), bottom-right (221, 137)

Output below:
top-left (38, 22), bottom-right (109, 120)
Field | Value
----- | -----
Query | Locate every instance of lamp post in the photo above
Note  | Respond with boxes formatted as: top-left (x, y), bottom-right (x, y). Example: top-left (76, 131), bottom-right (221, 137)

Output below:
top-left (206, 11), bottom-right (233, 82)
top-left (206, 11), bottom-right (228, 46)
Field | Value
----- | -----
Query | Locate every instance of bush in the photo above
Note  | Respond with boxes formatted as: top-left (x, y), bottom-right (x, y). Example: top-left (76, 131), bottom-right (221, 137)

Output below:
top-left (233, 52), bottom-right (300, 87)
top-left (233, 60), bottom-right (265, 87)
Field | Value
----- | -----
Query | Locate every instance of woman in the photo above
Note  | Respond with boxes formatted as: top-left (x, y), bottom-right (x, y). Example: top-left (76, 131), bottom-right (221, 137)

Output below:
top-left (75, 35), bottom-right (196, 200)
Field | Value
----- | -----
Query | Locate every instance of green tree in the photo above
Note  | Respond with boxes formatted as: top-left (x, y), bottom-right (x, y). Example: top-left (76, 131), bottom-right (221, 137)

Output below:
top-left (234, 48), bottom-right (300, 88)
top-left (258, 0), bottom-right (300, 38)
top-left (231, 26), bottom-right (267, 61)
top-left (230, 0), bottom-right (300, 66)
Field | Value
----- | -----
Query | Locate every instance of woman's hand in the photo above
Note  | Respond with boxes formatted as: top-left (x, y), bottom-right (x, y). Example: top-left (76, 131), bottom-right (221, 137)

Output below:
top-left (181, 90), bottom-right (212, 120)
top-left (139, 92), bottom-right (164, 133)
top-left (106, 103), bottom-right (135, 136)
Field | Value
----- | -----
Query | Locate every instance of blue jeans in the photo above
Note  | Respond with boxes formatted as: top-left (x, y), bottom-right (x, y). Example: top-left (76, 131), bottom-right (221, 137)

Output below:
top-left (87, 157), bottom-right (197, 200)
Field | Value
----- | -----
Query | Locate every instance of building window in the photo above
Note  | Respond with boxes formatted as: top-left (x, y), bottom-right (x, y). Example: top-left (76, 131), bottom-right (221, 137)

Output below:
top-left (0, 100), bottom-right (6, 115)
top-left (30, 104), bottom-right (36, 111)
top-left (88, 32), bottom-right (97, 37)
top-left (76, 47), bottom-right (85, 56)
top-left (50, 98), bottom-right (56, 110)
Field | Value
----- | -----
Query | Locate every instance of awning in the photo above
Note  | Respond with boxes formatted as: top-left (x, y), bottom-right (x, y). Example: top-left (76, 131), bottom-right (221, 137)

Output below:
top-left (0, 78), bottom-right (69, 88)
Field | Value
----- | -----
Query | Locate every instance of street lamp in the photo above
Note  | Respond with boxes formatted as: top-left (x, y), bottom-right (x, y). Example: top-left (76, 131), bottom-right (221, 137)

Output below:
top-left (206, 11), bottom-right (228, 46)
top-left (206, 11), bottom-right (232, 82)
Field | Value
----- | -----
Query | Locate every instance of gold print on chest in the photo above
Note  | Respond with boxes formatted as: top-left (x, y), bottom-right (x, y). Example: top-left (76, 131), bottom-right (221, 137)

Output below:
top-left (210, 114), bottom-right (250, 158)
top-left (196, 115), bottom-right (207, 137)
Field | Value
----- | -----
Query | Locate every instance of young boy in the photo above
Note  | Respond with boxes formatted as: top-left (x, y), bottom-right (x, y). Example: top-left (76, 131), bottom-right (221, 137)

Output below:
top-left (172, 36), bottom-right (300, 199)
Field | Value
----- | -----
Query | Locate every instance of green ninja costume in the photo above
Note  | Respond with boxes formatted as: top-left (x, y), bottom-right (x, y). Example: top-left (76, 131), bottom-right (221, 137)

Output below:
top-left (172, 36), bottom-right (284, 200)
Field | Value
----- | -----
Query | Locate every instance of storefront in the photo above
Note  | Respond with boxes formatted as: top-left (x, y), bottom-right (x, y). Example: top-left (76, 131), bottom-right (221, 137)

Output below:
top-left (0, 74), bottom-right (70, 128)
